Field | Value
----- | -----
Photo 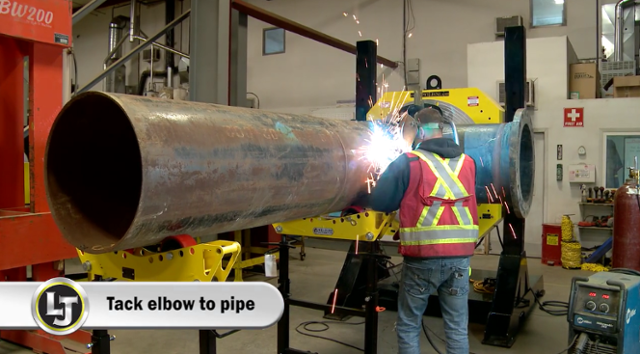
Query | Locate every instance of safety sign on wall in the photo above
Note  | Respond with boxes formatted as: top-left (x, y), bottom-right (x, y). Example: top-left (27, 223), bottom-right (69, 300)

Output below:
top-left (563, 108), bottom-right (584, 127)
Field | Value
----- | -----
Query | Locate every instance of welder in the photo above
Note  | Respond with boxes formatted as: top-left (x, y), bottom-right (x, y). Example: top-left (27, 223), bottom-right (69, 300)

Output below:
top-left (369, 105), bottom-right (479, 354)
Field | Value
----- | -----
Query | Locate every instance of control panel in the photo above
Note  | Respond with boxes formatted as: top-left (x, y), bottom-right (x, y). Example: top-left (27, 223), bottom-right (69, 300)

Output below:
top-left (570, 282), bottom-right (622, 334)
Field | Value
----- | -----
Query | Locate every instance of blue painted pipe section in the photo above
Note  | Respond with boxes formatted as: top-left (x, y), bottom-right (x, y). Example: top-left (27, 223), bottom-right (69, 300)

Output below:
top-left (444, 109), bottom-right (534, 219)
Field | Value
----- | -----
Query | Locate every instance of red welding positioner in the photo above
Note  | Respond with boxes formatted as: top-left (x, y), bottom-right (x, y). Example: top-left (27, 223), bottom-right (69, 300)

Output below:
top-left (1, 1), bottom-right (90, 353)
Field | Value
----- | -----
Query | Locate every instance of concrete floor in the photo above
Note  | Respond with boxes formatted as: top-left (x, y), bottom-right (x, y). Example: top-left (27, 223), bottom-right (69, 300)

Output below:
top-left (0, 246), bottom-right (594, 354)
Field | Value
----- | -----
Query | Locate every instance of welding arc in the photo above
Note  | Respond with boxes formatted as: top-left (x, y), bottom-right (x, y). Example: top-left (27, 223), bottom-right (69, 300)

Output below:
top-left (45, 92), bottom-right (534, 253)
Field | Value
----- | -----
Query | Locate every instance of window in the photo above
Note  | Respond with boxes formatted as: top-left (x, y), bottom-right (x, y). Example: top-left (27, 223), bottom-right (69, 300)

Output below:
top-left (530, 0), bottom-right (566, 27)
top-left (604, 133), bottom-right (640, 188)
top-left (263, 27), bottom-right (285, 55)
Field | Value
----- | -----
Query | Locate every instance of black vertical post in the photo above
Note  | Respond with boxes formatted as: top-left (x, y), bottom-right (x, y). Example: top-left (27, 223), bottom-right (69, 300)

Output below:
top-left (356, 40), bottom-right (377, 122)
top-left (199, 330), bottom-right (217, 354)
top-left (91, 330), bottom-right (111, 354)
top-left (277, 235), bottom-right (291, 353)
top-left (483, 25), bottom-right (531, 348)
top-left (502, 25), bottom-right (526, 254)
top-left (364, 243), bottom-right (379, 353)
top-left (90, 275), bottom-right (111, 354)
top-left (504, 26), bottom-right (526, 123)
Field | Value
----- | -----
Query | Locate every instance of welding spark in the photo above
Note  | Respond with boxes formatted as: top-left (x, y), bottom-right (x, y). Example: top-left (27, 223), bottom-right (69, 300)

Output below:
top-left (331, 289), bottom-right (339, 314)
top-left (407, 32), bottom-right (413, 38)
top-left (353, 14), bottom-right (357, 20)
top-left (343, 12), bottom-right (348, 17)
top-left (508, 223), bottom-right (517, 239)
top-left (355, 238), bottom-right (359, 254)
top-left (360, 116), bottom-right (412, 191)
top-left (490, 183), bottom-right (498, 200)
top-left (504, 201), bottom-right (510, 214)
top-left (479, 156), bottom-right (484, 167)
top-left (356, 20), bottom-right (360, 24)
top-left (484, 186), bottom-right (494, 203)
top-left (502, 187), bottom-right (506, 197)
top-left (358, 31), bottom-right (362, 37)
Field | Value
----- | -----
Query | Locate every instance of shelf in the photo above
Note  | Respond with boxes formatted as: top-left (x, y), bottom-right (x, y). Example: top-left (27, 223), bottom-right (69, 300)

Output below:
top-left (578, 226), bottom-right (612, 231)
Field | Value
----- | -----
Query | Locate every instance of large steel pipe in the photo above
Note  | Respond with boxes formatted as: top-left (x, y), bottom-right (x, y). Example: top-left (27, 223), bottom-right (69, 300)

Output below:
top-left (45, 92), bottom-right (534, 254)
top-left (45, 92), bottom-right (373, 254)
top-left (445, 109), bottom-right (534, 219)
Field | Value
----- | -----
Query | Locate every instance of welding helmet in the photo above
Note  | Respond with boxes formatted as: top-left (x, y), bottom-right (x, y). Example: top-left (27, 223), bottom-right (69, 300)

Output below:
top-left (398, 104), bottom-right (423, 118)
top-left (400, 104), bottom-right (446, 148)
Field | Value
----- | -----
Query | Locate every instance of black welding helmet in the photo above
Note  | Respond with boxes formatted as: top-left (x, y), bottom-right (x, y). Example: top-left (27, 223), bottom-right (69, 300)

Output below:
top-left (398, 104), bottom-right (423, 118)
top-left (398, 103), bottom-right (445, 149)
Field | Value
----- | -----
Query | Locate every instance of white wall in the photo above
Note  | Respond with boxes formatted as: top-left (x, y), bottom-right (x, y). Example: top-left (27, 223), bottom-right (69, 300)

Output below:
top-left (469, 36), bottom-right (640, 249)
top-left (72, 0), bottom-right (616, 109)
top-left (467, 36), bottom-right (579, 105)
top-left (244, 0), bottom-right (614, 110)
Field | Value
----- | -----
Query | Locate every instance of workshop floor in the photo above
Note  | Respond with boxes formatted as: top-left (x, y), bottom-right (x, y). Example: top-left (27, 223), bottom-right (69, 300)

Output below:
top-left (0, 247), bottom-right (593, 354)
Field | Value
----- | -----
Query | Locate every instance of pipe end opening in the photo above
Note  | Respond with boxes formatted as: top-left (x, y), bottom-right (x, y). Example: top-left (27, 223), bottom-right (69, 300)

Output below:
top-left (45, 92), bottom-right (142, 253)
top-left (512, 109), bottom-right (535, 218)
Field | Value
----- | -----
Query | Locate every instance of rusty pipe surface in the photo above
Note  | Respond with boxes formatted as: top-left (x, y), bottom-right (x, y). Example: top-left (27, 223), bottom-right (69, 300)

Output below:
top-left (45, 92), bottom-right (373, 254)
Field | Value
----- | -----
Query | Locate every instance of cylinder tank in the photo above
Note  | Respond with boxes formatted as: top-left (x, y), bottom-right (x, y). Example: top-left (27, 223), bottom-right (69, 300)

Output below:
top-left (612, 171), bottom-right (640, 270)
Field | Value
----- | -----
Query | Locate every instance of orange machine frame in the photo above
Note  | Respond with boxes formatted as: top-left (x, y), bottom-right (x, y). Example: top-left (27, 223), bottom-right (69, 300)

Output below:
top-left (0, 0), bottom-right (91, 352)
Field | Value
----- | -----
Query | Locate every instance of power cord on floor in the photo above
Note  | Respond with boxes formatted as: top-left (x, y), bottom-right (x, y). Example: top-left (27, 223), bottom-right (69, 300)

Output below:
top-left (421, 320), bottom-right (444, 354)
top-left (295, 320), bottom-right (365, 352)
top-left (421, 320), bottom-right (478, 354)
top-left (555, 334), bottom-right (578, 354)
top-left (532, 291), bottom-right (569, 316)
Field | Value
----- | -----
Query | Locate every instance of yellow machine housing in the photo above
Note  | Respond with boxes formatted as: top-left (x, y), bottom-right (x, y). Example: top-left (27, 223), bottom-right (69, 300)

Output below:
top-left (276, 87), bottom-right (504, 243)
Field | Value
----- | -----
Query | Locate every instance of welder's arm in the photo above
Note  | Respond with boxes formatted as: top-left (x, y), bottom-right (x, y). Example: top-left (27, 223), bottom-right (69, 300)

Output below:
top-left (369, 154), bottom-right (410, 213)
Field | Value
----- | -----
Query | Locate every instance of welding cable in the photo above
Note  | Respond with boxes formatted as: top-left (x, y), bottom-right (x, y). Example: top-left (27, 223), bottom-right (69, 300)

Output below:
top-left (554, 334), bottom-right (579, 354)
top-left (295, 320), bottom-right (365, 351)
top-left (421, 321), bottom-right (478, 354)
top-left (421, 320), bottom-right (444, 354)
top-left (531, 291), bottom-right (569, 316)
top-left (609, 267), bottom-right (640, 277)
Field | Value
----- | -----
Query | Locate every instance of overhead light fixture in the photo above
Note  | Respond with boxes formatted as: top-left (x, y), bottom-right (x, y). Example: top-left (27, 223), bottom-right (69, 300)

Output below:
top-left (554, 0), bottom-right (564, 4)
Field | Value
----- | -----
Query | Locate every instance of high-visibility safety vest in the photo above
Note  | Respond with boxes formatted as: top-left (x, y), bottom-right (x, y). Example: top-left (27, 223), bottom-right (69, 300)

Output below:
top-left (398, 149), bottom-right (479, 258)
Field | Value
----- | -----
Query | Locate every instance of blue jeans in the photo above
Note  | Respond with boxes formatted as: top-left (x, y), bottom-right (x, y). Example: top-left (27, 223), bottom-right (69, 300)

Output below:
top-left (396, 256), bottom-right (470, 354)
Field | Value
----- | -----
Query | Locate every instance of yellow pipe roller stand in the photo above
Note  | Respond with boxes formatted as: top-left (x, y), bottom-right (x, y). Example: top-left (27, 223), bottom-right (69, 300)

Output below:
top-left (77, 240), bottom-right (241, 282)
top-left (273, 211), bottom-right (399, 242)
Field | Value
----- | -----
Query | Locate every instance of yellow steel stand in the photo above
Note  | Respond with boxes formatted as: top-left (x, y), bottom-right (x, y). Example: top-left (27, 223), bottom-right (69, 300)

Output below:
top-left (77, 240), bottom-right (241, 282)
top-left (478, 203), bottom-right (503, 238)
top-left (273, 205), bottom-right (501, 242)
top-left (231, 229), bottom-right (280, 282)
top-left (273, 211), bottom-right (398, 241)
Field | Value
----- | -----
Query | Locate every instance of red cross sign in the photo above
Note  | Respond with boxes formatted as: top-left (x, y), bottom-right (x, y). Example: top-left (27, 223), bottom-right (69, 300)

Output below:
top-left (564, 108), bottom-right (584, 127)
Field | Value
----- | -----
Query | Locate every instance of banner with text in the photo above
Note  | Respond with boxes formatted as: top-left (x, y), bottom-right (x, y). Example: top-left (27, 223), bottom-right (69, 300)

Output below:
top-left (0, 278), bottom-right (284, 335)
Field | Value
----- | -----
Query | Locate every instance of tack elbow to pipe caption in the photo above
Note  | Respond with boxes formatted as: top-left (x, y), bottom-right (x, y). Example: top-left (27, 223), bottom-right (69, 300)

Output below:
top-left (106, 296), bottom-right (256, 314)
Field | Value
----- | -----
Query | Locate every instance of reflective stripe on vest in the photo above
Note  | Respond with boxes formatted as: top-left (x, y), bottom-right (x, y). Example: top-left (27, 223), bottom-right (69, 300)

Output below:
top-left (399, 150), bottom-right (478, 246)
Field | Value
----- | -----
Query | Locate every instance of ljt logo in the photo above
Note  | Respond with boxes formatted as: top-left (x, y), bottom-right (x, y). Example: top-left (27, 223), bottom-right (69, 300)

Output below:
top-left (31, 278), bottom-right (90, 335)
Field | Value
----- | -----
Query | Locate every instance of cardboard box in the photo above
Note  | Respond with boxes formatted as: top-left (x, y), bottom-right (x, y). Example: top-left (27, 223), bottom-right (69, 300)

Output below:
top-left (570, 63), bottom-right (601, 99)
top-left (613, 76), bottom-right (640, 98)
